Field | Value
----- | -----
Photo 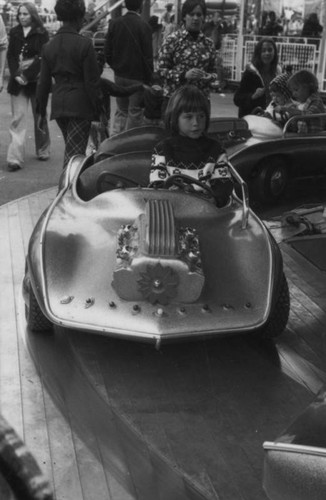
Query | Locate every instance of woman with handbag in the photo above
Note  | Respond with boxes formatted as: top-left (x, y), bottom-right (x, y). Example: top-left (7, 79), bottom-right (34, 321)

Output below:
top-left (6, 2), bottom-right (50, 171)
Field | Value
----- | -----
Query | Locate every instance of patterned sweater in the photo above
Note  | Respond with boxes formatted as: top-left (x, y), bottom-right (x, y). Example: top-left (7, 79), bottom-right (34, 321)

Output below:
top-left (149, 134), bottom-right (233, 206)
top-left (158, 28), bottom-right (218, 98)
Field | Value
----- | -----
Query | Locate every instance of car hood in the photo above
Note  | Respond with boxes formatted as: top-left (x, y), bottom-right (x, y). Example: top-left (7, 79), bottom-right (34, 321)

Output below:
top-left (28, 187), bottom-right (276, 343)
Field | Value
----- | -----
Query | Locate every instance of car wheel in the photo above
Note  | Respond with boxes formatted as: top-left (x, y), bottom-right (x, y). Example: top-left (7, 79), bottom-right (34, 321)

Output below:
top-left (25, 284), bottom-right (52, 333)
top-left (260, 273), bottom-right (290, 339)
top-left (254, 158), bottom-right (288, 203)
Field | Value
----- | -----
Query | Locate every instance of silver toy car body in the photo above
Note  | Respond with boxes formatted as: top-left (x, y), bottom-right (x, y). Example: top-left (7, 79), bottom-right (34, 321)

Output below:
top-left (227, 113), bottom-right (326, 203)
top-left (23, 129), bottom-right (289, 347)
top-left (263, 389), bottom-right (326, 500)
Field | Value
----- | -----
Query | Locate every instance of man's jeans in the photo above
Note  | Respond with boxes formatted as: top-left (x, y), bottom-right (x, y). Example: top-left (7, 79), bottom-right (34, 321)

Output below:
top-left (112, 75), bottom-right (144, 136)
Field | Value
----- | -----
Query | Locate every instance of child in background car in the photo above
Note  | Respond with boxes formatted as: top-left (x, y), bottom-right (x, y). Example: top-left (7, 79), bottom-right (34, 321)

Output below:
top-left (253, 72), bottom-right (294, 127)
top-left (149, 85), bottom-right (233, 207)
top-left (278, 69), bottom-right (325, 133)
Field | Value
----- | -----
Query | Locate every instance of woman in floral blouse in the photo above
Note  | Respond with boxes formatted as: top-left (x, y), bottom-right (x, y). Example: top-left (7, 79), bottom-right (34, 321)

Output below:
top-left (158, 0), bottom-right (219, 115)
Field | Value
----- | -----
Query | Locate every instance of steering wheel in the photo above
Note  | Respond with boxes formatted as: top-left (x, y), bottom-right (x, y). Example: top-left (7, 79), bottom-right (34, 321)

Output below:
top-left (163, 173), bottom-right (215, 197)
top-left (96, 171), bottom-right (140, 194)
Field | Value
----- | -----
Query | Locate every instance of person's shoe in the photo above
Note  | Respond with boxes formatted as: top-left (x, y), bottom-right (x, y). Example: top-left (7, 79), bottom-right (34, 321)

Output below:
top-left (7, 163), bottom-right (21, 171)
top-left (37, 154), bottom-right (50, 161)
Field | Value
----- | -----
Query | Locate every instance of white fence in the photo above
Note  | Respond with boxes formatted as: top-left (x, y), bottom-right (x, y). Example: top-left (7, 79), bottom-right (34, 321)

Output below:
top-left (220, 35), bottom-right (326, 92)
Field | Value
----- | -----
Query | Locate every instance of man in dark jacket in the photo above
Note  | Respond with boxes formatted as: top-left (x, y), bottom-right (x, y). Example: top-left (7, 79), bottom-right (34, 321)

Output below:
top-left (105, 0), bottom-right (153, 134)
top-left (36, 0), bottom-right (102, 168)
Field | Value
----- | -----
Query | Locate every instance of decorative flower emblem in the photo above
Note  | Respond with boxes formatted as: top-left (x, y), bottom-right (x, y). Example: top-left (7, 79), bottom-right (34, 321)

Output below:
top-left (178, 227), bottom-right (202, 270)
top-left (137, 263), bottom-right (179, 305)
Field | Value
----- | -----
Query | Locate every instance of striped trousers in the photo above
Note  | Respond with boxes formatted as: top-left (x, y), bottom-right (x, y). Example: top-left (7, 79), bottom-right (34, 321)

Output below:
top-left (56, 117), bottom-right (91, 168)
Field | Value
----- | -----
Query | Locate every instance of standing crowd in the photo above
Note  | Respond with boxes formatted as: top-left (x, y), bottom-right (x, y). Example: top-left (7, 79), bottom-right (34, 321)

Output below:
top-left (0, 0), bottom-right (324, 175)
top-left (246, 9), bottom-right (323, 40)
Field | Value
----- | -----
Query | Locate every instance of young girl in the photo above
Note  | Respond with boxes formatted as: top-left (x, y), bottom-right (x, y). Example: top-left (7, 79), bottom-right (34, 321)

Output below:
top-left (279, 69), bottom-right (325, 133)
top-left (149, 85), bottom-right (233, 207)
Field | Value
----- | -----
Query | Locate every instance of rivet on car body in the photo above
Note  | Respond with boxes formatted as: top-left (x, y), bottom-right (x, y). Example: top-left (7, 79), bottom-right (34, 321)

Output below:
top-left (85, 297), bottom-right (95, 308)
top-left (202, 304), bottom-right (211, 313)
top-left (132, 304), bottom-right (141, 314)
top-left (245, 302), bottom-right (252, 308)
top-left (108, 301), bottom-right (116, 308)
top-left (178, 306), bottom-right (186, 314)
top-left (155, 307), bottom-right (165, 317)
top-left (60, 295), bottom-right (74, 304)
top-left (222, 303), bottom-right (234, 310)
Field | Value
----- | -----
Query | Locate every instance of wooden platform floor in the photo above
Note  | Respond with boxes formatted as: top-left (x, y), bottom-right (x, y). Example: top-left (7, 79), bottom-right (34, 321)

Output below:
top-left (1, 188), bottom-right (326, 500)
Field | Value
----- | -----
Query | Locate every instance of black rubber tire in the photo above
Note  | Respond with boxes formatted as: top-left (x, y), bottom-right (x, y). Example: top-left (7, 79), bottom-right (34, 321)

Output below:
top-left (25, 284), bottom-right (53, 333)
top-left (253, 157), bottom-right (289, 203)
top-left (260, 273), bottom-right (290, 339)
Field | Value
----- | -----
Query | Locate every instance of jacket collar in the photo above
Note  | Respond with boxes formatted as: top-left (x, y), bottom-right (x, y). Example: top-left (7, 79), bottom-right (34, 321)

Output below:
top-left (179, 27), bottom-right (207, 41)
top-left (247, 62), bottom-right (282, 78)
top-left (56, 26), bottom-right (80, 35)
top-left (12, 23), bottom-right (45, 38)
top-left (125, 10), bottom-right (141, 16)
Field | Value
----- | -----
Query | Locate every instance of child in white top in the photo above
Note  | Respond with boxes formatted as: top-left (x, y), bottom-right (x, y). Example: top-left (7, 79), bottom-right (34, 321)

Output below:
top-left (253, 72), bottom-right (293, 127)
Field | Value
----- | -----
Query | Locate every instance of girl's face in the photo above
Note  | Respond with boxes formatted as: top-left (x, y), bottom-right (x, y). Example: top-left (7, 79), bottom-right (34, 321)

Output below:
top-left (289, 83), bottom-right (310, 103)
top-left (178, 110), bottom-right (206, 139)
top-left (260, 42), bottom-right (275, 66)
top-left (18, 6), bottom-right (32, 27)
top-left (184, 5), bottom-right (204, 32)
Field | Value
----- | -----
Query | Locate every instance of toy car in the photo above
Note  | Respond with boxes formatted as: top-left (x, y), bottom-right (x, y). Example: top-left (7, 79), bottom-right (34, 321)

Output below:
top-left (23, 130), bottom-right (289, 347)
top-left (228, 113), bottom-right (326, 203)
top-left (263, 388), bottom-right (326, 500)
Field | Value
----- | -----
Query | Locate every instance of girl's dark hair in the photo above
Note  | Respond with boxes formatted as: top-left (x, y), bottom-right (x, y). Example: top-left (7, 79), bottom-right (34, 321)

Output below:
top-left (288, 69), bottom-right (319, 94)
top-left (55, 0), bottom-right (86, 21)
top-left (17, 2), bottom-right (44, 29)
top-left (181, 0), bottom-right (206, 20)
top-left (164, 85), bottom-right (210, 134)
top-left (252, 37), bottom-right (278, 73)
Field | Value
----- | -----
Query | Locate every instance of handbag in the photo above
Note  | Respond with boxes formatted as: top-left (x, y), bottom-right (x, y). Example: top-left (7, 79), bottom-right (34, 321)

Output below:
top-left (19, 57), bottom-right (35, 71)
top-left (18, 56), bottom-right (40, 82)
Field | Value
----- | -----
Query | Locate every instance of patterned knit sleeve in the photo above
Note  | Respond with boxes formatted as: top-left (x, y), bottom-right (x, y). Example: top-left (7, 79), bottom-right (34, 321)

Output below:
top-left (303, 94), bottom-right (325, 114)
top-left (149, 144), bottom-right (169, 186)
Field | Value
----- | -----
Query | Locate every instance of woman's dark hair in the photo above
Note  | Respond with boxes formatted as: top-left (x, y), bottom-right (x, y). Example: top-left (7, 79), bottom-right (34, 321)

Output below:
top-left (307, 13), bottom-right (319, 23)
top-left (181, 0), bottom-right (206, 20)
top-left (55, 0), bottom-right (86, 22)
top-left (268, 10), bottom-right (276, 22)
top-left (252, 37), bottom-right (278, 73)
top-left (17, 2), bottom-right (44, 29)
top-left (164, 85), bottom-right (210, 134)
top-left (288, 69), bottom-right (319, 94)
